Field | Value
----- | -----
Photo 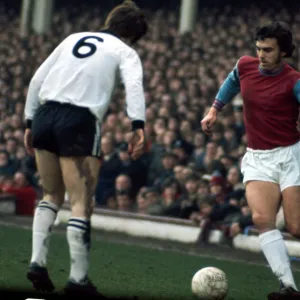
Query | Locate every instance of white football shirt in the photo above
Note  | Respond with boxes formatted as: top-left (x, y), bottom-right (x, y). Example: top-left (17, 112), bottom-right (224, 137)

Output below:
top-left (24, 30), bottom-right (145, 123)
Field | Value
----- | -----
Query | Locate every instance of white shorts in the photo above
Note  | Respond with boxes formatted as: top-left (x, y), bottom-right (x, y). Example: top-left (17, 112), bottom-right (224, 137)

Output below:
top-left (241, 141), bottom-right (300, 191)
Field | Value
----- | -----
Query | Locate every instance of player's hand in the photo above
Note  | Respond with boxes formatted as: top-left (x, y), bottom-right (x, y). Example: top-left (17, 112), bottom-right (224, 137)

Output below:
top-left (201, 108), bottom-right (218, 136)
top-left (128, 129), bottom-right (145, 160)
top-left (24, 128), bottom-right (35, 155)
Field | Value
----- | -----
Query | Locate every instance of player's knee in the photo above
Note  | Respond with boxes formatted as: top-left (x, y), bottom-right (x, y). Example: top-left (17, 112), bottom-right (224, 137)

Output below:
top-left (286, 223), bottom-right (300, 239)
top-left (252, 212), bottom-right (275, 231)
top-left (43, 185), bottom-right (65, 207)
top-left (43, 193), bottom-right (64, 208)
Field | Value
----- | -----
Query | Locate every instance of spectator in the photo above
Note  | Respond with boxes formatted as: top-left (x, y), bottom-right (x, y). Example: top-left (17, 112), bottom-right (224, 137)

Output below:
top-left (157, 178), bottom-right (182, 217)
top-left (136, 188), bottom-right (150, 214)
top-left (0, 150), bottom-right (16, 181)
top-left (153, 152), bottom-right (178, 188)
top-left (226, 166), bottom-right (244, 191)
top-left (229, 199), bottom-right (253, 238)
top-left (116, 190), bottom-right (134, 212)
top-left (172, 139), bottom-right (194, 166)
top-left (117, 142), bottom-right (147, 198)
top-left (209, 174), bottom-right (228, 204)
top-left (0, 171), bottom-right (37, 215)
top-left (95, 136), bottom-right (120, 205)
top-left (195, 141), bottom-right (218, 171)
top-left (141, 186), bottom-right (163, 215)
top-left (103, 189), bottom-right (117, 210)
top-left (178, 173), bottom-right (201, 219)
top-left (115, 174), bottom-right (132, 195)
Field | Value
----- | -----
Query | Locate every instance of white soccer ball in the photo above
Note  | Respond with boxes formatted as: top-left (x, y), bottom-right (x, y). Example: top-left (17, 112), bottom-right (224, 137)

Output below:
top-left (191, 267), bottom-right (228, 300)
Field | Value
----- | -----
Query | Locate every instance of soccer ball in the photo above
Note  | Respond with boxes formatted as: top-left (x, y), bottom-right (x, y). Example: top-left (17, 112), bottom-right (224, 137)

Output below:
top-left (191, 267), bottom-right (228, 300)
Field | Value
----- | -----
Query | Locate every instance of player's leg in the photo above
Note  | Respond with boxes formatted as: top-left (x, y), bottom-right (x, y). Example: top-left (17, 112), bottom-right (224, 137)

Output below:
top-left (282, 186), bottom-right (300, 238)
top-left (30, 150), bottom-right (65, 266)
top-left (246, 181), bottom-right (297, 291)
top-left (246, 181), bottom-right (280, 232)
top-left (59, 156), bottom-right (101, 293)
top-left (52, 102), bottom-right (102, 295)
top-left (267, 143), bottom-right (300, 298)
top-left (27, 150), bottom-right (65, 292)
top-left (272, 186), bottom-right (300, 297)
top-left (241, 151), bottom-right (297, 293)
top-left (280, 141), bottom-right (300, 239)
top-left (27, 103), bottom-right (66, 292)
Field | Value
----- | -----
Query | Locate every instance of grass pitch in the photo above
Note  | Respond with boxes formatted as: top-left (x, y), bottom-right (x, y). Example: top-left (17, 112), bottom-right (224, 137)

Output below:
top-left (0, 224), bottom-right (299, 300)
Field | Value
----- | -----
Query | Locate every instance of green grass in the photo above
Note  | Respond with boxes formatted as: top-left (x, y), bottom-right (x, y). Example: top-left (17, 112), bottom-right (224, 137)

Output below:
top-left (0, 225), bottom-right (299, 300)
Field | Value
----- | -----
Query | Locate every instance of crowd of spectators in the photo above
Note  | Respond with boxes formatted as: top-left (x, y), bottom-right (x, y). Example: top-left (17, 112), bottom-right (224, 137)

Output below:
top-left (1, 1), bottom-right (299, 239)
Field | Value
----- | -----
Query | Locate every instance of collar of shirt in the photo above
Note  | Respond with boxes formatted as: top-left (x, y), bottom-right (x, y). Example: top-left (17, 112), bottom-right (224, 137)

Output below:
top-left (99, 29), bottom-right (122, 41)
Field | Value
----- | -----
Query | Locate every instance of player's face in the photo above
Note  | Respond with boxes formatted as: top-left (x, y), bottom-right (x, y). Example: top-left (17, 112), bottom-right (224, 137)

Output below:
top-left (256, 38), bottom-right (284, 70)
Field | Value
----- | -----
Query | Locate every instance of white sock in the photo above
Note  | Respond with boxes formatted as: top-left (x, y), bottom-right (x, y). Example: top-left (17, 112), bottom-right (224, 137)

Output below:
top-left (30, 200), bottom-right (58, 267)
top-left (67, 217), bottom-right (91, 284)
top-left (259, 229), bottom-right (297, 290)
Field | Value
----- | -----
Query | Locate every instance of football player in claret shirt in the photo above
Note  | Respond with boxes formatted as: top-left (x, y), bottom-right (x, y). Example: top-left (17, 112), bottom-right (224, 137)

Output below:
top-left (201, 21), bottom-right (300, 299)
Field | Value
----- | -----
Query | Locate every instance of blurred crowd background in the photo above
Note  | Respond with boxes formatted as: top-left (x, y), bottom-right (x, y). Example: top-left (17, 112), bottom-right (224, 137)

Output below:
top-left (1, 0), bottom-right (299, 240)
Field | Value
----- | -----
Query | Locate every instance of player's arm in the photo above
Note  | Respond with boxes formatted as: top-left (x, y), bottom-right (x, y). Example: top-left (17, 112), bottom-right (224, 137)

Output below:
top-left (201, 60), bottom-right (241, 135)
top-left (294, 79), bottom-right (300, 131)
top-left (213, 62), bottom-right (241, 111)
top-left (119, 48), bottom-right (146, 159)
top-left (119, 48), bottom-right (145, 128)
top-left (294, 79), bottom-right (300, 103)
top-left (24, 44), bottom-right (62, 129)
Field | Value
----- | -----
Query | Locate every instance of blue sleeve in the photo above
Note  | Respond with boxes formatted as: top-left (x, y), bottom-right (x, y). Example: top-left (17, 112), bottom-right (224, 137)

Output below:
top-left (215, 62), bottom-right (241, 105)
top-left (293, 79), bottom-right (300, 104)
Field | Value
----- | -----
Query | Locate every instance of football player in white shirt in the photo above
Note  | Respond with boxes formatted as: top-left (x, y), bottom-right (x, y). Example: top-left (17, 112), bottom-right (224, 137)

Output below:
top-left (24, 1), bottom-right (148, 297)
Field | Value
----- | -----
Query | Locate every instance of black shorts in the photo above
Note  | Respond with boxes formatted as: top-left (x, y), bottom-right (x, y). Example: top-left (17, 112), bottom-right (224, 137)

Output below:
top-left (31, 101), bottom-right (101, 158)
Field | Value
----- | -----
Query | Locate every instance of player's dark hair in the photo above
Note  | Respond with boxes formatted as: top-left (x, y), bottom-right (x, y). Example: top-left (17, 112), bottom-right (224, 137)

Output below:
top-left (255, 21), bottom-right (295, 57)
top-left (104, 0), bottom-right (148, 44)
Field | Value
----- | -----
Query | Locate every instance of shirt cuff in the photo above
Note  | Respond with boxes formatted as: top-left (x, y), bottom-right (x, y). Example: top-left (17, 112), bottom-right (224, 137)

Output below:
top-left (132, 120), bottom-right (145, 130)
top-left (212, 99), bottom-right (225, 111)
top-left (26, 119), bottom-right (32, 129)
